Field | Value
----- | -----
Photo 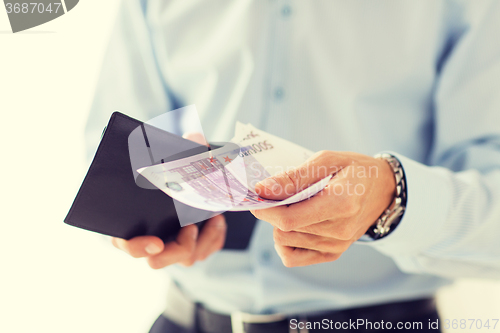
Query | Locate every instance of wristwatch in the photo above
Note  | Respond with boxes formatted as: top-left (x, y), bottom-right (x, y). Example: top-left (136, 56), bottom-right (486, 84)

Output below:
top-left (365, 153), bottom-right (407, 240)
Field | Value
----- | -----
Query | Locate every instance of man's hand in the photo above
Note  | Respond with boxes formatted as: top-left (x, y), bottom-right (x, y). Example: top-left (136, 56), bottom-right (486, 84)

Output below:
top-left (111, 132), bottom-right (227, 269)
top-left (251, 151), bottom-right (396, 267)
top-left (112, 214), bottom-right (226, 269)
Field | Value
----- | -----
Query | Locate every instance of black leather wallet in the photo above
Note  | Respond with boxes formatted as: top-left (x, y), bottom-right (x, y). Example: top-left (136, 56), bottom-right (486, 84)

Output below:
top-left (64, 112), bottom-right (256, 250)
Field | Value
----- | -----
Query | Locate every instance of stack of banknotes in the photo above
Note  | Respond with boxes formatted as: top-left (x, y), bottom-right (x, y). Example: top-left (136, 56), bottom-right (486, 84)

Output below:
top-left (138, 123), bottom-right (331, 212)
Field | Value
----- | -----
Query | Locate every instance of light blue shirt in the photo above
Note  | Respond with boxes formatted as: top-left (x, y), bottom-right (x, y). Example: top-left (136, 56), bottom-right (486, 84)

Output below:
top-left (87, 0), bottom-right (500, 316)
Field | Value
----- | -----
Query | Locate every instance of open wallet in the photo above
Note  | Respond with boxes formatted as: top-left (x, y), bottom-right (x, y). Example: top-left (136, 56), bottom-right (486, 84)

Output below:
top-left (64, 112), bottom-right (257, 250)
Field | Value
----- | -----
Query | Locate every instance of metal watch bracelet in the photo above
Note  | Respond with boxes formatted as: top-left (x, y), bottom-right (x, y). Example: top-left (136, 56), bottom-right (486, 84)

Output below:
top-left (365, 153), bottom-right (407, 240)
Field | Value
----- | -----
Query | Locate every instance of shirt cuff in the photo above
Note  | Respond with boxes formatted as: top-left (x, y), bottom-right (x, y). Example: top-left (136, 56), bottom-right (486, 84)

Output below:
top-left (358, 152), bottom-right (453, 272)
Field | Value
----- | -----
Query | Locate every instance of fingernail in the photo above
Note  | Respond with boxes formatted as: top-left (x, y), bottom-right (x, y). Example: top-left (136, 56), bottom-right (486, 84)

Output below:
top-left (215, 217), bottom-right (225, 228)
top-left (256, 178), bottom-right (280, 192)
top-left (191, 227), bottom-right (199, 240)
top-left (145, 243), bottom-right (161, 255)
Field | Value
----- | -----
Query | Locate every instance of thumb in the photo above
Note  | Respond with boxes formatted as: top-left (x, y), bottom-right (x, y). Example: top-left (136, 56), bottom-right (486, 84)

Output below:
top-left (183, 132), bottom-right (208, 146)
top-left (254, 151), bottom-right (349, 200)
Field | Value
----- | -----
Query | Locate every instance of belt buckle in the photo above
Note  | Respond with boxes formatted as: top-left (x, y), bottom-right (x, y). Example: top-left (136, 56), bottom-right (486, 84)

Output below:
top-left (230, 311), bottom-right (286, 333)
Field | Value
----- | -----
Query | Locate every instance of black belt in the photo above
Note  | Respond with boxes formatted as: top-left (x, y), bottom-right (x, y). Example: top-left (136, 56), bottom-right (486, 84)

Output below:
top-left (195, 298), bottom-right (437, 333)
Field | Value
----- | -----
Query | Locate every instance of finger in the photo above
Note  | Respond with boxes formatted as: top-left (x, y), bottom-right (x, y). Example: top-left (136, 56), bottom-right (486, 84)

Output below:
top-left (147, 225), bottom-right (198, 269)
top-left (273, 227), bottom-right (353, 253)
top-left (251, 193), bottom-right (331, 231)
top-left (255, 150), bottom-right (350, 200)
top-left (111, 236), bottom-right (164, 258)
top-left (183, 132), bottom-right (209, 146)
top-left (294, 218), bottom-right (358, 240)
top-left (274, 244), bottom-right (341, 267)
top-left (252, 175), bottom-right (363, 231)
top-left (192, 214), bottom-right (227, 261)
top-left (251, 188), bottom-right (351, 232)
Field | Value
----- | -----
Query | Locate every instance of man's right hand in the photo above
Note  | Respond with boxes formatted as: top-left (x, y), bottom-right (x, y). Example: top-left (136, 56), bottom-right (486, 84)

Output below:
top-left (111, 214), bottom-right (226, 269)
top-left (111, 132), bottom-right (227, 269)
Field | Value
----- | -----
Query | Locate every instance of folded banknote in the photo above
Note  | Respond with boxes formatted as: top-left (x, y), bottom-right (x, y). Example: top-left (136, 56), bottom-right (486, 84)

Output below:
top-left (138, 123), bottom-right (331, 212)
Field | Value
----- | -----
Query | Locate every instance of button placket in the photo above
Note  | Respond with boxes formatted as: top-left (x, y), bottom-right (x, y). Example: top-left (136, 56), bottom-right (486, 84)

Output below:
top-left (265, 0), bottom-right (293, 139)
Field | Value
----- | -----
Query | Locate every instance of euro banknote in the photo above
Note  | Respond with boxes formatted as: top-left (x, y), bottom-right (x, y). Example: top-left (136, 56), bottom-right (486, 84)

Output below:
top-left (137, 123), bottom-right (331, 212)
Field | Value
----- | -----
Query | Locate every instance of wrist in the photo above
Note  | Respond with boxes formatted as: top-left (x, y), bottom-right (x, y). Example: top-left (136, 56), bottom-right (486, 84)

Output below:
top-left (378, 157), bottom-right (398, 209)
top-left (366, 153), bottom-right (407, 240)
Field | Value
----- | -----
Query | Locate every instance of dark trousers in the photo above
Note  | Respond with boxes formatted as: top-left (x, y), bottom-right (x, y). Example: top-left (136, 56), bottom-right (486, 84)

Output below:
top-left (149, 308), bottom-right (442, 333)
top-left (149, 316), bottom-right (194, 333)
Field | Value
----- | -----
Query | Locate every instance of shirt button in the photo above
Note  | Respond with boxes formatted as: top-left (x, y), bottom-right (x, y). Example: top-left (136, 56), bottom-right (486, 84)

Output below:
top-left (281, 5), bottom-right (292, 17)
top-left (274, 87), bottom-right (285, 100)
top-left (261, 250), bottom-right (272, 263)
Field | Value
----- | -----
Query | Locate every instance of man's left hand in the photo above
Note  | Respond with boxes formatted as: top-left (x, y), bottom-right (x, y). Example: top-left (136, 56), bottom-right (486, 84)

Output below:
top-left (251, 151), bottom-right (396, 267)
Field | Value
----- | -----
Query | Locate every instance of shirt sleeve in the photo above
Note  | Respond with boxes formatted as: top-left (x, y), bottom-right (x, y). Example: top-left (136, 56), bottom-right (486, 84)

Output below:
top-left (364, 0), bottom-right (500, 279)
top-left (84, 0), bottom-right (177, 161)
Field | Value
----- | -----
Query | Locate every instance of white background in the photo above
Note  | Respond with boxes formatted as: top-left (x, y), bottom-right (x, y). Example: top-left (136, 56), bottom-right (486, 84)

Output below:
top-left (1, 1), bottom-right (499, 333)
